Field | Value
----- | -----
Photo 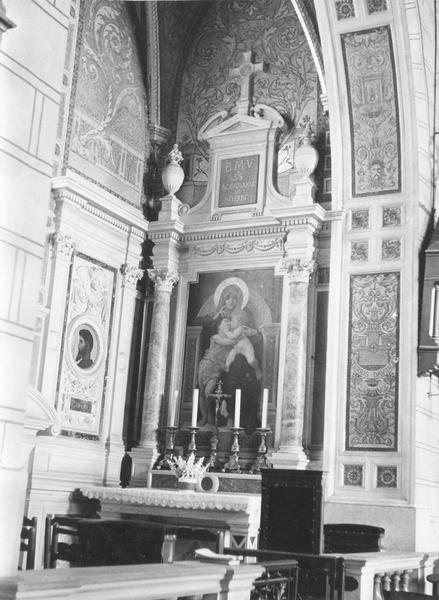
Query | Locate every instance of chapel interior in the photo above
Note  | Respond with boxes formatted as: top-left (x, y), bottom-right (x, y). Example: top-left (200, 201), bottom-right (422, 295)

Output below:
top-left (2, 0), bottom-right (439, 598)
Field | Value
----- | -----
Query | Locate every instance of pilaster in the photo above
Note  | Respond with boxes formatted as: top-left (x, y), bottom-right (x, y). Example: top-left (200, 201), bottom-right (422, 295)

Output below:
top-left (272, 258), bottom-right (315, 469)
top-left (104, 263), bottom-right (143, 486)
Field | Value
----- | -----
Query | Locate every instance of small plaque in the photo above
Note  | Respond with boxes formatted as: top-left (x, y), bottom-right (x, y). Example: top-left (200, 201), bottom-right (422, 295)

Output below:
top-left (218, 155), bottom-right (259, 207)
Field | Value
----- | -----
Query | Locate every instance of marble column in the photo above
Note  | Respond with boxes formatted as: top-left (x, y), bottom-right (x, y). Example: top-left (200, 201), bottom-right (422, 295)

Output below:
top-left (134, 268), bottom-right (179, 482)
top-left (273, 258), bottom-right (315, 469)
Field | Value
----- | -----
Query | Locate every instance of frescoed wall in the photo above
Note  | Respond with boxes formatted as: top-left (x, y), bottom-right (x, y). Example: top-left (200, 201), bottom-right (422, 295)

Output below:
top-left (66, 0), bottom-right (148, 206)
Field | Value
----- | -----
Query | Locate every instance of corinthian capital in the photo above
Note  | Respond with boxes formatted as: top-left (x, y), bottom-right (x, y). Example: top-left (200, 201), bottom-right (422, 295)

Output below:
top-left (120, 264), bottom-right (144, 289)
top-left (51, 231), bottom-right (77, 259)
top-left (283, 258), bottom-right (315, 283)
top-left (147, 268), bottom-right (179, 293)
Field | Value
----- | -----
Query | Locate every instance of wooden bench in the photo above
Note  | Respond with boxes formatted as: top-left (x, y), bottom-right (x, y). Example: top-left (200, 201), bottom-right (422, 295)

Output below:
top-left (224, 547), bottom-right (345, 600)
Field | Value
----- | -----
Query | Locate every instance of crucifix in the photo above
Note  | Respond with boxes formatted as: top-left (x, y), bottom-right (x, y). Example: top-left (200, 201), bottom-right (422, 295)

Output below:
top-left (229, 50), bottom-right (266, 115)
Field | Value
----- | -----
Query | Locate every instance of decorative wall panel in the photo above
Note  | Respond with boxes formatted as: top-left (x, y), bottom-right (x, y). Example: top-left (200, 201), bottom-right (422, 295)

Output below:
top-left (175, 0), bottom-right (318, 190)
top-left (341, 27), bottom-right (400, 197)
top-left (67, 0), bottom-right (147, 206)
top-left (57, 254), bottom-right (116, 438)
top-left (346, 272), bottom-right (399, 450)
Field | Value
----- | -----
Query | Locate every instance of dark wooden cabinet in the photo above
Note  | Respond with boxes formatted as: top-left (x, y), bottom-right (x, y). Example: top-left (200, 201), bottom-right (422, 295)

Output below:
top-left (259, 469), bottom-right (324, 554)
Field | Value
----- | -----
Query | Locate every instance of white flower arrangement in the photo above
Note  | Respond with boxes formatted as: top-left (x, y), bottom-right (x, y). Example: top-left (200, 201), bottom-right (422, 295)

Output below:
top-left (167, 454), bottom-right (209, 483)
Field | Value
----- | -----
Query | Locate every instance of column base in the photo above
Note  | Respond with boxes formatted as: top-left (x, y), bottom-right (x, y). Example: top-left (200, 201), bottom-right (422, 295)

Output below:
top-left (270, 446), bottom-right (309, 470)
top-left (130, 443), bottom-right (159, 487)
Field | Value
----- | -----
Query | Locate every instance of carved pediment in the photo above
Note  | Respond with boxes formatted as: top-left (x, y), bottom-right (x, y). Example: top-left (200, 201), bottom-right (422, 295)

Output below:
top-left (199, 106), bottom-right (284, 142)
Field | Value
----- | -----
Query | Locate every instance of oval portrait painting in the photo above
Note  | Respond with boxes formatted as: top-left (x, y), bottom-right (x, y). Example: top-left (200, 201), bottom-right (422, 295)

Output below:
top-left (66, 317), bottom-right (103, 376)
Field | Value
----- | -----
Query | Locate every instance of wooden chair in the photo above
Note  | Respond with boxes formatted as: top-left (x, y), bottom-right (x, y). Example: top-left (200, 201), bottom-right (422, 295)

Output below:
top-left (20, 516), bottom-right (37, 570)
top-left (324, 523), bottom-right (385, 553)
top-left (44, 515), bottom-right (83, 568)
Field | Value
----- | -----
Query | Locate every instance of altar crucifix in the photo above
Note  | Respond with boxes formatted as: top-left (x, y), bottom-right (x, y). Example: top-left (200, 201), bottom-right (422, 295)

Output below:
top-left (229, 50), bottom-right (266, 115)
top-left (206, 380), bottom-right (231, 469)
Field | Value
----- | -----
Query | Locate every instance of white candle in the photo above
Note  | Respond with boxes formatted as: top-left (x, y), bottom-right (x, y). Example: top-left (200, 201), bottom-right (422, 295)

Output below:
top-left (169, 390), bottom-right (178, 427)
top-left (261, 388), bottom-right (268, 428)
top-left (234, 389), bottom-right (241, 428)
top-left (191, 389), bottom-right (199, 427)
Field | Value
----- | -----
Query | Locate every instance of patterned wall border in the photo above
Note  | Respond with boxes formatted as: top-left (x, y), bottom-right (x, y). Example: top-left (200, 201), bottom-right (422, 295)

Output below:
top-left (346, 272), bottom-right (399, 451)
top-left (341, 26), bottom-right (401, 197)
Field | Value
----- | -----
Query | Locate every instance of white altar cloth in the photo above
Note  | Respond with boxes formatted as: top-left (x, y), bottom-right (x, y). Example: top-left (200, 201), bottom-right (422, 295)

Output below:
top-left (80, 486), bottom-right (261, 549)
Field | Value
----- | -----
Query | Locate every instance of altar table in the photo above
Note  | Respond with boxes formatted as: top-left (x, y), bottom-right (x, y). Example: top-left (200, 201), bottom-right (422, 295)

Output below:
top-left (80, 486), bottom-right (261, 550)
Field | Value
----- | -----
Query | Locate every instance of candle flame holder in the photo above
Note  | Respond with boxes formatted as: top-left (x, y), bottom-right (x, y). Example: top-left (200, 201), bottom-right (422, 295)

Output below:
top-left (223, 427), bottom-right (243, 473)
top-left (251, 427), bottom-right (272, 473)
top-left (156, 426), bottom-right (178, 469)
top-left (187, 426), bottom-right (199, 459)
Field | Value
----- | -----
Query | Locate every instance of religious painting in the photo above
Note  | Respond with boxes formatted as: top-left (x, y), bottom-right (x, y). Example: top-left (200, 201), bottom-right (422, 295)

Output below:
top-left (182, 269), bottom-right (282, 434)
top-left (346, 272), bottom-right (399, 450)
top-left (56, 254), bottom-right (116, 438)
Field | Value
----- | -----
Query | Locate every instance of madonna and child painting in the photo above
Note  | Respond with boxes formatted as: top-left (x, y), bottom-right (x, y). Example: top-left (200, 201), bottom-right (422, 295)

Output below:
top-left (183, 269), bottom-right (282, 434)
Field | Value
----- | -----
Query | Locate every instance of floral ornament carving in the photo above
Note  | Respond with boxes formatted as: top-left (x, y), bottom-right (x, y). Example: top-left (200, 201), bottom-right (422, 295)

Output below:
top-left (192, 238), bottom-right (283, 256)
top-left (147, 268), bottom-right (179, 293)
top-left (120, 263), bottom-right (144, 289)
top-left (71, 264), bottom-right (110, 324)
top-left (52, 232), bottom-right (77, 258)
top-left (283, 258), bottom-right (315, 283)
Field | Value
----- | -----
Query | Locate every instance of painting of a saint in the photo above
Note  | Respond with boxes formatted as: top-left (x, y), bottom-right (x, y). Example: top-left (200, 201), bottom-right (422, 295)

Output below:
top-left (76, 329), bottom-right (94, 369)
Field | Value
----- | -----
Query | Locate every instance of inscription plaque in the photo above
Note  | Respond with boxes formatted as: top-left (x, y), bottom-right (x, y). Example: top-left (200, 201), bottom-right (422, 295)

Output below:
top-left (218, 155), bottom-right (259, 207)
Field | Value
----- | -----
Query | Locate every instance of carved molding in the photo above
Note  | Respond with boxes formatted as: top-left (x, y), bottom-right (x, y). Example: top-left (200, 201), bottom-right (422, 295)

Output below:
top-left (191, 237), bottom-right (284, 257)
top-left (52, 182), bottom-right (147, 240)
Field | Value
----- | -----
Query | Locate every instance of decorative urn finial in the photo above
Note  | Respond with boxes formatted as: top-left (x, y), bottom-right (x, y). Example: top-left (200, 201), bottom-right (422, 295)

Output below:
top-left (161, 143), bottom-right (185, 196)
top-left (294, 123), bottom-right (319, 178)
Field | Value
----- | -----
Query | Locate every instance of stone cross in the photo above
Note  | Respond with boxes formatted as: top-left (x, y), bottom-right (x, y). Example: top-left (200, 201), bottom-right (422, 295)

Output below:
top-left (229, 51), bottom-right (265, 115)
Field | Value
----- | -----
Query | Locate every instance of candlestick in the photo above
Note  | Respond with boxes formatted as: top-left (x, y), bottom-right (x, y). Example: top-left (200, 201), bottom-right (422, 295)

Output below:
top-left (251, 427), bottom-right (272, 473)
top-left (223, 427), bottom-right (242, 472)
top-left (234, 389), bottom-right (241, 428)
top-left (168, 390), bottom-right (178, 427)
top-left (191, 389), bottom-right (199, 427)
top-left (187, 426), bottom-right (199, 459)
top-left (156, 426), bottom-right (178, 469)
top-left (261, 389), bottom-right (268, 428)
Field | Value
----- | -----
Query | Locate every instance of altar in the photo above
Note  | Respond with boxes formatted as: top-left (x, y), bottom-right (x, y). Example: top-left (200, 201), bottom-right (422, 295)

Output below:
top-left (80, 486), bottom-right (261, 550)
